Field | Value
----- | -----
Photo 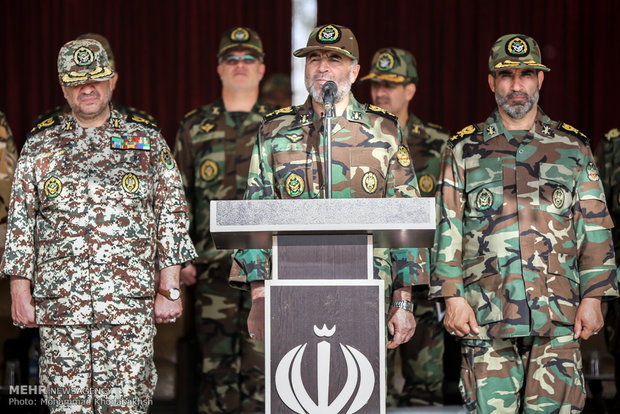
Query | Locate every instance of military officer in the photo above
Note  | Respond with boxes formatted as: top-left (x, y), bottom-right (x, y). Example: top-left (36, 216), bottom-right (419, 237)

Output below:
top-left (173, 27), bottom-right (272, 413)
top-left (4, 39), bottom-right (196, 414)
top-left (0, 111), bottom-right (17, 261)
top-left (431, 34), bottom-right (618, 413)
top-left (231, 24), bottom-right (429, 352)
top-left (361, 47), bottom-right (449, 407)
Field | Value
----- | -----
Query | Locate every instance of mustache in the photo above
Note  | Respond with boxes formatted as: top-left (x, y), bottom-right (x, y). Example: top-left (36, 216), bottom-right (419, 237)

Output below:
top-left (78, 91), bottom-right (101, 100)
top-left (506, 91), bottom-right (528, 100)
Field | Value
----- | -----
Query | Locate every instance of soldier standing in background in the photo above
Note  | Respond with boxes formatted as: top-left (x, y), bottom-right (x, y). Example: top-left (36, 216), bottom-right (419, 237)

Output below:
top-left (431, 34), bottom-right (618, 412)
top-left (4, 39), bottom-right (196, 413)
top-left (173, 26), bottom-right (272, 413)
top-left (361, 47), bottom-right (449, 406)
top-left (0, 112), bottom-right (17, 260)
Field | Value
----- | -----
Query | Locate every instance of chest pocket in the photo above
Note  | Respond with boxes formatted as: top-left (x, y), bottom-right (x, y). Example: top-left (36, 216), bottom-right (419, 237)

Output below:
top-left (465, 158), bottom-right (503, 218)
top-left (273, 150), bottom-right (312, 199)
top-left (539, 163), bottom-right (574, 217)
top-left (349, 149), bottom-right (386, 197)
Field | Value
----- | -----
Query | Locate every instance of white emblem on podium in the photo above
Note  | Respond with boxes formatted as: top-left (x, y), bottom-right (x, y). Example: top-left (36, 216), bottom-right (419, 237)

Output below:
top-left (275, 325), bottom-right (374, 413)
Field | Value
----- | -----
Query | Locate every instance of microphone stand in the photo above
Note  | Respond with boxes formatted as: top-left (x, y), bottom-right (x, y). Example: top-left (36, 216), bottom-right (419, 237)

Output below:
top-left (324, 100), bottom-right (334, 199)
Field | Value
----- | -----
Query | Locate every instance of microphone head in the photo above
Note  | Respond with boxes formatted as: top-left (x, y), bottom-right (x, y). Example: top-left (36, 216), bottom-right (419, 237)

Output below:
top-left (322, 81), bottom-right (338, 107)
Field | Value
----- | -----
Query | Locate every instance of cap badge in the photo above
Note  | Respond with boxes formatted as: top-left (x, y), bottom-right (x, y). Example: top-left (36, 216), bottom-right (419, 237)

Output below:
top-left (201, 159), bottom-right (219, 181)
top-left (231, 27), bottom-right (250, 43)
top-left (74, 47), bottom-right (94, 66)
top-left (586, 162), bottom-right (599, 181)
top-left (419, 174), bottom-right (435, 194)
top-left (476, 188), bottom-right (493, 211)
top-left (362, 171), bottom-right (378, 194)
top-left (506, 37), bottom-right (529, 56)
top-left (552, 187), bottom-right (565, 209)
top-left (44, 176), bottom-right (62, 198)
top-left (317, 25), bottom-right (341, 44)
top-left (122, 173), bottom-right (139, 194)
top-left (376, 52), bottom-right (394, 71)
top-left (285, 173), bottom-right (304, 197)
top-left (397, 145), bottom-right (411, 167)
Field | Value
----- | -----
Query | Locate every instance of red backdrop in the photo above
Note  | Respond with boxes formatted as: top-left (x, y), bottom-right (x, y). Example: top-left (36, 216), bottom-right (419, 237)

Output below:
top-left (1, 0), bottom-right (618, 151)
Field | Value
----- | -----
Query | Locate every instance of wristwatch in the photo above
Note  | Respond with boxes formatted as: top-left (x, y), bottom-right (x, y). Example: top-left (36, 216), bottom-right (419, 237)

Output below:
top-left (390, 300), bottom-right (415, 313)
top-left (158, 287), bottom-right (181, 301)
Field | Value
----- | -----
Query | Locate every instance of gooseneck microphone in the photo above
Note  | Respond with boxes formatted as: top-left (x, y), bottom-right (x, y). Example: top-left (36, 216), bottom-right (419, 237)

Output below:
top-left (321, 81), bottom-right (338, 198)
top-left (322, 80), bottom-right (338, 117)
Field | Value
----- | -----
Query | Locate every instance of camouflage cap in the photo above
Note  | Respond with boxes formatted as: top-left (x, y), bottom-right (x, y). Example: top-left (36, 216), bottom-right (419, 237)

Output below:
top-left (218, 26), bottom-right (264, 58)
top-left (488, 34), bottom-right (550, 72)
top-left (293, 24), bottom-right (359, 61)
top-left (359, 47), bottom-right (418, 84)
top-left (76, 33), bottom-right (115, 71)
top-left (58, 39), bottom-right (114, 87)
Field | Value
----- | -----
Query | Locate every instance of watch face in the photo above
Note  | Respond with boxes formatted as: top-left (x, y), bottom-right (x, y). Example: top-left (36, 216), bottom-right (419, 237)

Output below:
top-left (169, 288), bottom-right (180, 300)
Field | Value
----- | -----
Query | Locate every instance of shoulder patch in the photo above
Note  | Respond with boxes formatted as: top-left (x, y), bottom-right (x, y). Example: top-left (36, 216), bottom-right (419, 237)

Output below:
top-left (422, 120), bottom-right (449, 134)
top-left (557, 122), bottom-right (589, 145)
top-left (127, 113), bottom-right (160, 131)
top-left (604, 128), bottom-right (620, 141)
top-left (264, 106), bottom-right (295, 122)
top-left (365, 104), bottom-right (398, 125)
top-left (29, 115), bottom-right (61, 136)
top-left (448, 124), bottom-right (479, 148)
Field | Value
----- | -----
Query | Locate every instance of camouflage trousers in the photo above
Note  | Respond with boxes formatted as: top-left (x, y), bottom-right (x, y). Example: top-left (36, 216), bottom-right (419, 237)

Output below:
top-left (459, 335), bottom-right (585, 413)
top-left (604, 298), bottom-right (620, 398)
top-left (39, 324), bottom-right (156, 414)
top-left (196, 268), bottom-right (264, 413)
top-left (387, 287), bottom-right (444, 406)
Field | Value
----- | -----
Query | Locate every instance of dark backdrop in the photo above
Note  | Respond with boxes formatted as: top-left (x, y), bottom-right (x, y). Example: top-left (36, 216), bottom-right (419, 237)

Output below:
top-left (1, 0), bottom-right (618, 151)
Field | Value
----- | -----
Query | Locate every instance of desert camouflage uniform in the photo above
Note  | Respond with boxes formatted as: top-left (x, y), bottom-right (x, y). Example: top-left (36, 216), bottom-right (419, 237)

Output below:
top-left (174, 99), bottom-right (272, 413)
top-left (388, 114), bottom-right (450, 406)
top-left (232, 94), bottom-right (428, 300)
top-left (0, 111), bottom-right (18, 259)
top-left (1, 109), bottom-right (196, 413)
top-left (431, 108), bottom-right (618, 413)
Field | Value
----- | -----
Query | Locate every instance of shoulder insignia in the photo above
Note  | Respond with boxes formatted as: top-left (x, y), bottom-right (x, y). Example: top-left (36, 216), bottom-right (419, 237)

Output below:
top-left (448, 124), bottom-right (479, 147)
top-left (264, 106), bottom-right (295, 122)
top-left (29, 116), bottom-right (60, 136)
top-left (423, 120), bottom-right (449, 133)
top-left (211, 106), bottom-right (222, 116)
top-left (181, 108), bottom-right (198, 121)
top-left (365, 104), bottom-right (398, 125)
top-left (257, 104), bottom-right (268, 115)
top-left (604, 128), bottom-right (620, 141)
top-left (127, 114), bottom-right (160, 131)
top-left (557, 122), bottom-right (589, 145)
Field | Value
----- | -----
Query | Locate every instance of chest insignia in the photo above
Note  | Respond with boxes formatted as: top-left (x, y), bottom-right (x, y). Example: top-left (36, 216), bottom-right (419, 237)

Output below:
top-left (285, 173), bottom-right (304, 197)
top-left (586, 162), bottom-right (599, 181)
top-left (552, 187), bottom-right (565, 209)
top-left (201, 159), bottom-right (219, 182)
top-left (285, 133), bottom-right (303, 143)
top-left (111, 135), bottom-right (151, 150)
top-left (201, 123), bottom-right (216, 133)
top-left (418, 174), bottom-right (435, 194)
top-left (362, 171), bottom-right (378, 194)
top-left (160, 148), bottom-right (175, 169)
top-left (397, 145), bottom-right (411, 167)
top-left (122, 173), bottom-right (140, 194)
top-left (476, 188), bottom-right (493, 211)
top-left (44, 176), bottom-right (62, 198)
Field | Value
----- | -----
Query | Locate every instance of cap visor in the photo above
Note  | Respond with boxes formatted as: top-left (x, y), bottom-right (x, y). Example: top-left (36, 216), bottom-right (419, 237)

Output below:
top-left (359, 73), bottom-right (408, 83)
top-left (293, 45), bottom-right (357, 60)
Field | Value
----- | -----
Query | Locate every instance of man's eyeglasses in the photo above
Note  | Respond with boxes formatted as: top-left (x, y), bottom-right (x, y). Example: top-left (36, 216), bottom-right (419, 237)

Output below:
top-left (222, 54), bottom-right (258, 65)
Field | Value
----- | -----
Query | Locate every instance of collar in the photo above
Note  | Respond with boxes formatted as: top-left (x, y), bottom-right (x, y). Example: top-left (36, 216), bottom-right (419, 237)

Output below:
top-left (483, 106), bottom-right (552, 142)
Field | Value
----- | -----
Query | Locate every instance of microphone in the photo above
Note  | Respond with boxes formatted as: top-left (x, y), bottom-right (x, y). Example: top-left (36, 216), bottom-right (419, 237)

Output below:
top-left (322, 81), bottom-right (337, 117)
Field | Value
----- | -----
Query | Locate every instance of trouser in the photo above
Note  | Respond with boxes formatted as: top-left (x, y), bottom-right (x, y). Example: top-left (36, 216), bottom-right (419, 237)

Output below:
top-left (459, 335), bottom-right (585, 414)
top-left (39, 324), bottom-right (156, 414)
top-left (196, 267), bottom-right (264, 414)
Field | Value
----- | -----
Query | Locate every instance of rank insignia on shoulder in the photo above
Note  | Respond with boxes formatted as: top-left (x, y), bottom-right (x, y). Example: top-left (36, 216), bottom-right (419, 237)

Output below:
top-left (127, 114), bottom-right (160, 131)
top-left (557, 122), bottom-right (588, 144)
top-left (182, 108), bottom-right (198, 120)
top-left (366, 104), bottom-right (398, 125)
top-left (201, 122), bottom-right (216, 133)
top-left (285, 133), bottom-right (303, 143)
top-left (264, 106), bottom-right (295, 122)
top-left (605, 128), bottom-right (620, 141)
top-left (161, 148), bottom-right (175, 169)
top-left (111, 135), bottom-right (151, 150)
top-left (449, 124), bottom-right (478, 147)
top-left (423, 120), bottom-right (449, 133)
top-left (29, 116), bottom-right (60, 135)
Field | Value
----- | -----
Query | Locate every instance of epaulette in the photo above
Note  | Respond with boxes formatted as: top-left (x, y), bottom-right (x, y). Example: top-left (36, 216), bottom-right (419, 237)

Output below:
top-left (365, 104), bottom-right (398, 126)
top-left (604, 128), bottom-right (620, 141)
top-left (264, 106), bottom-right (296, 122)
top-left (122, 106), bottom-right (156, 123)
top-left (422, 120), bottom-right (450, 134)
top-left (126, 113), bottom-right (160, 131)
top-left (448, 124), bottom-right (479, 148)
top-left (556, 121), bottom-right (589, 145)
top-left (28, 115), bottom-right (61, 136)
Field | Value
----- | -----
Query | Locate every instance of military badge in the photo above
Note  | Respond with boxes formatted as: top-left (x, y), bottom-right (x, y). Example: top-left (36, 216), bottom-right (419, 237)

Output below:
top-left (351, 111), bottom-right (362, 121)
top-left (128, 114), bottom-right (159, 130)
top-left (486, 124), bottom-right (498, 136)
top-left (44, 176), bottom-right (62, 198)
top-left (201, 123), bottom-right (216, 133)
top-left (62, 120), bottom-right (74, 131)
top-left (211, 106), bottom-right (221, 115)
top-left (110, 117), bottom-right (122, 129)
top-left (476, 188), bottom-right (493, 211)
top-left (258, 105), bottom-right (267, 115)
top-left (111, 135), bottom-right (151, 150)
top-left (557, 122), bottom-right (588, 143)
top-left (74, 46), bottom-right (94, 66)
top-left (397, 145), bottom-right (411, 167)
top-left (285, 134), bottom-right (303, 143)
top-left (160, 148), bottom-right (175, 169)
top-left (541, 124), bottom-right (552, 136)
top-left (122, 173), bottom-right (140, 193)
top-left (201, 159), bottom-right (219, 182)
top-left (586, 162), bottom-right (599, 181)
top-left (231, 27), bottom-right (250, 42)
top-left (419, 174), bottom-right (435, 194)
top-left (299, 113), bottom-right (310, 124)
top-left (317, 25), bottom-right (341, 44)
top-left (376, 52), bottom-right (395, 71)
top-left (265, 106), bottom-right (295, 122)
top-left (285, 173), bottom-right (304, 197)
top-left (362, 171), bottom-right (378, 194)
top-left (552, 187), bottom-right (565, 209)
top-left (413, 124), bottom-right (420, 134)
top-left (506, 37), bottom-right (528, 56)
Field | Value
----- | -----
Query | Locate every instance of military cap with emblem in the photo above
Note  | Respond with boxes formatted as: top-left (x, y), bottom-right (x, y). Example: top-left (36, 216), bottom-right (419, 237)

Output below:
top-left (293, 24), bottom-right (359, 61)
top-left (488, 33), bottom-right (550, 73)
top-left (360, 47), bottom-right (418, 85)
top-left (76, 33), bottom-right (116, 71)
top-left (57, 38), bottom-right (115, 87)
top-left (218, 26), bottom-right (264, 58)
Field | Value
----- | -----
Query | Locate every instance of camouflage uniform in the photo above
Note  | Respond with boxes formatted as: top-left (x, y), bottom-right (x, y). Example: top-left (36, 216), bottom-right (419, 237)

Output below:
top-left (0, 111), bottom-right (18, 259)
top-left (1, 39), bottom-right (196, 414)
top-left (174, 98), bottom-right (272, 414)
top-left (431, 34), bottom-right (618, 413)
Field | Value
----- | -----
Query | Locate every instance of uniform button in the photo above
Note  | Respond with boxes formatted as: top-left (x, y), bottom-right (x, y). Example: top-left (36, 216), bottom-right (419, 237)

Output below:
top-left (518, 148), bottom-right (524, 153)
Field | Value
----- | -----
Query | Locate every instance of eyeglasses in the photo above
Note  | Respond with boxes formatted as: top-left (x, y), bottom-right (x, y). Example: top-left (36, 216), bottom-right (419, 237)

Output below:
top-left (222, 54), bottom-right (258, 65)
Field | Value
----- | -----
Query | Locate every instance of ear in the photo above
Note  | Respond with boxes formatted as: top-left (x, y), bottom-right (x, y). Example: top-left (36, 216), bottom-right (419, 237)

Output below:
top-left (217, 64), bottom-right (223, 79)
top-left (350, 64), bottom-right (360, 83)
top-left (61, 85), bottom-right (68, 100)
top-left (110, 73), bottom-right (119, 92)
top-left (258, 63), bottom-right (266, 81)
top-left (488, 73), bottom-right (496, 93)
top-left (405, 83), bottom-right (416, 101)
top-left (537, 71), bottom-right (544, 90)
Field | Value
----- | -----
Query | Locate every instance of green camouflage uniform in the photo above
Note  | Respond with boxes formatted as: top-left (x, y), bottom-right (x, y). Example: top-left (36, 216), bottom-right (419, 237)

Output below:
top-left (173, 98), bottom-right (272, 414)
top-left (1, 39), bottom-right (196, 414)
top-left (0, 111), bottom-right (18, 259)
top-left (232, 94), bottom-right (428, 299)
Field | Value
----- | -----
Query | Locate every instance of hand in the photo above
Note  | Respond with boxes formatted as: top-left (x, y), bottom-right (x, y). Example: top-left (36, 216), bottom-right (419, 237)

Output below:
top-left (180, 264), bottom-right (197, 286)
top-left (574, 297), bottom-right (603, 340)
top-left (387, 307), bottom-right (416, 349)
top-left (10, 276), bottom-right (37, 328)
top-left (247, 281), bottom-right (265, 342)
top-left (443, 296), bottom-right (479, 337)
top-left (154, 292), bottom-right (182, 323)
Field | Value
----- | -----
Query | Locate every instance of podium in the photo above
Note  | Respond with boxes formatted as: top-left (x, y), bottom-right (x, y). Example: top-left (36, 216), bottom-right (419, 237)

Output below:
top-left (211, 198), bottom-right (435, 414)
